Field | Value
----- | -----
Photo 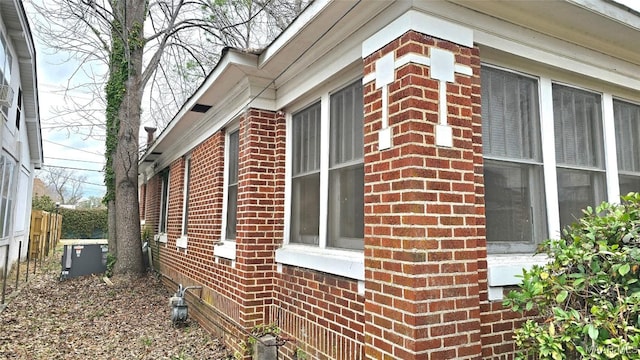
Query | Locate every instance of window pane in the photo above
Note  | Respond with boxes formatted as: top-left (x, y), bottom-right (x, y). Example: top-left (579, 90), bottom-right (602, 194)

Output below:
top-left (182, 158), bottom-right (191, 236)
top-left (327, 164), bottom-right (364, 250)
top-left (290, 173), bottom-right (320, 245)
top-left (614, 100), bottom-right (640, 175)
top-left (481, 67), bottom-right (541, 160)
top-left (484, 160), bottom-right (546, 252)
top-left (159, 170), bottom-right (169, 233)
top-left (226, 130), bottom-right (239, 240)
top-left (330, 81), bottom-right (364, 166)
top-left (226, 185), bottom-right (238, 240)
top-left (553, 85), bottom-right (604, 168)
top-left (619, 175), bottom-right (640, 198)
top-left (292, 103), bottom-right (321, 176)
top-left (481, 67), bottom-right (545, 252)
top-left (290, 103), bottom-right (321, 246)
top-left (228, 131), bottom-right (239, 184)
top-left (327, 81), bottom-right (364, 250)
top-left (557, 168), bottom-right (606, 229)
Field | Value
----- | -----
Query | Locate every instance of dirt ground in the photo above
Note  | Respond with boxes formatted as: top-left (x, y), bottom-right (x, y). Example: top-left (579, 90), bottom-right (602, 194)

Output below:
top-left (0, 248), bottom-right (230, 360)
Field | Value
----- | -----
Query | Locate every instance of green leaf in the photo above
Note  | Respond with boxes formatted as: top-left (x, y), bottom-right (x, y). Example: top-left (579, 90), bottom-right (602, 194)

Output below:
top-left (619, 263), bottom-right (631, 276)
top-left (587, 325), bottom-right (599, 340)
top-left (556, 290), bottom-right (568, 303)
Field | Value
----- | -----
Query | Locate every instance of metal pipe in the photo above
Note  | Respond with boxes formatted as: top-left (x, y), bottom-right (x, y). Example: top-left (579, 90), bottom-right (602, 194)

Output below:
top-left (2, 244), bottom-right (9, 305)
top-left (25, 235), bottom-right (30, 282)
top-left (15, 241), bottom-right (21, 290)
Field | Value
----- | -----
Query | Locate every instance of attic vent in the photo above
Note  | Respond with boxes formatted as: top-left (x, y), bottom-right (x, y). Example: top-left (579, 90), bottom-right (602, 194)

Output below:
top-left (0, 85), bottom-right (14, 107)
top-left (190, 103), bottom-right (212, 113)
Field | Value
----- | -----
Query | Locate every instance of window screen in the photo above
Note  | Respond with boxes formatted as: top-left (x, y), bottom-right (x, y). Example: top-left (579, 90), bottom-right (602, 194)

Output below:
top-left (290, 102), bottom-right (321, 245)
top-left (481, 66), bottom-right (547, 253)
top-left (553, 84), bottom-right (606, 229)
top-left (614, 99), bottom-right (640, 196)
top-left (226, 130), bottom-right (239, 240)
top-left (327, 81), bottom-right (364, 250)
top-left (159, 170), bottom-right (169, 233)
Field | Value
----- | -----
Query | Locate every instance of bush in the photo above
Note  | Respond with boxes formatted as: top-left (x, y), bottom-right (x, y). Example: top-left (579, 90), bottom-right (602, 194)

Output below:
top-left (59, 208), bottom-right (108, 239)
top-left (505, 193), bottom-right (640, 360)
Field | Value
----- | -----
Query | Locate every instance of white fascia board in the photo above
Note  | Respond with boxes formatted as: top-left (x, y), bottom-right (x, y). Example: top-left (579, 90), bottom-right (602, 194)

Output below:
top-left (258, 0), bottom-right (332, 67)
top-left (570, 0), bottom-right (640, 29)
top-left (362, 9), bottom-right (474, 58)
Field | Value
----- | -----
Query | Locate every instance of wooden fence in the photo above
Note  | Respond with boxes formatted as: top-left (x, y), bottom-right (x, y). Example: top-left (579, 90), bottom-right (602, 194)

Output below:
top-left (29, 210), bottom-right (62, 261)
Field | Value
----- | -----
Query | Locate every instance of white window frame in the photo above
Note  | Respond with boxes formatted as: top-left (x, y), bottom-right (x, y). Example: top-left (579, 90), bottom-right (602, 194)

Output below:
top-left (156, 169), bottom-right (170, 243)
top-left (177, 155), bottom-right (191, 249)
top-left (484, 64), bottom-right (635, 299)
top-left (216, 126), bottom-right (240, 260)
top-left (481, 65), bottom-right (547, 254)
top-left (0, 152), bottom-right (16, 240)
top-left (276, 78), bottom-right (365, 281)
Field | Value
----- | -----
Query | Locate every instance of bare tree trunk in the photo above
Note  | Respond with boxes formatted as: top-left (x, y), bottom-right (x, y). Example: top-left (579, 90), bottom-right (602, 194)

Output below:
top-left (107, 200), bottom-right (116, 256)
top-left (111, 0), bottom-right (146, 275)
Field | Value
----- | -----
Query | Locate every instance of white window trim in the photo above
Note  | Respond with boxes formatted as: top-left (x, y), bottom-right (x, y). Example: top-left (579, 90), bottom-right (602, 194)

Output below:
top-left (275, 244), bottom-right (365, 281)
top-left (485, 67), bottom-right (637, 300)
top-left (216, 126), bottom-right (240, 260)
top-left (277, 78), bottom-right (365, 281)
top-left (157, 170), bottom-right (170, 243)
top-left (178, 155), bottom-right (191, 250)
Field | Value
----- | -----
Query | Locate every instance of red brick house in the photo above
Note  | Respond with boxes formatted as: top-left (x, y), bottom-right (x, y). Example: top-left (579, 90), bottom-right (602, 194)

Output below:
top-left (138, 1), bottom-right (640, 358)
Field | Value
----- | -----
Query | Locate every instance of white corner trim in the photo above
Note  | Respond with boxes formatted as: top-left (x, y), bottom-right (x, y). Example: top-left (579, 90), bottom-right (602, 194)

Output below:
top-left (275, 245), bottom-right (365, 281)
top-left (214, 240), bottom-right (236, 260)
top-left (362, 10), bottom-right (473, 58)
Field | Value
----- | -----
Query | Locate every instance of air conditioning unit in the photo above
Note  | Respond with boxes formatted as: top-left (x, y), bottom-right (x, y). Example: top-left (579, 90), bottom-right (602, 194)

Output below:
top-left (0, 84), bottom-right (14, 107)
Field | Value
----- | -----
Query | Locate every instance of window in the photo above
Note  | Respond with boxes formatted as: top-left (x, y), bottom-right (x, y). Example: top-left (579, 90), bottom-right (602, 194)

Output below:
top-left (481, 66), bottom-right (547, 253)
top-left (614, 99), bottom-right (640, 196)
top-left (288, 80), bottom-right (364, 250)
top-left (328, 82), bottom-right (364, 250)
top-left (159, 169), bottom-right (170, 234)
top-left (290, 102), bottom-right (321, 245)
top-left (181, 156), bottom-right (191, 237)
top-left (15, 88), bottom-right (21, 130)
top-left (226, 130), bottom-right (239, 240)
top-left (0, 33), bottom-right (12, 118)
top-left (0, 154), bottom-right (16, 238)
top-left (553, 84), bottom-right (606, 229)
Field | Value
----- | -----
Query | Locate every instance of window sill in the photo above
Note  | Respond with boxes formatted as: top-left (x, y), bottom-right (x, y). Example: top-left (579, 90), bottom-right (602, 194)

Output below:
top-left (275, 245), bottom-right (364, 281)
top-left (214, 240), bottom-right (236, 260)
top-left (487, 253), bottom-right (550, 301)
top-left (176, 235), bottom-right (188, 249)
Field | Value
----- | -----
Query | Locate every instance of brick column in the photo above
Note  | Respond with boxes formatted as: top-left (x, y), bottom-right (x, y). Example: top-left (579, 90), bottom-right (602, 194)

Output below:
top-left (363, 29), bottom-right (483, 359)
top-left (235, 108), bottom-right (286, 328)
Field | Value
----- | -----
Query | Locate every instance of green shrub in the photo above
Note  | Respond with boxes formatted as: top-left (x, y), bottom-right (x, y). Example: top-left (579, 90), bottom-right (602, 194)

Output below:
top-left (505, 193), bottom-right (640, 359)
top-left (59, 208), bottom-right (108, 239)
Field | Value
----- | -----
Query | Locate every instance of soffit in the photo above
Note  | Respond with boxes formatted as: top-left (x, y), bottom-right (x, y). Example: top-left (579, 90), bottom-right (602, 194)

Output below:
top-left (448, 0), bottom-right (640, 65)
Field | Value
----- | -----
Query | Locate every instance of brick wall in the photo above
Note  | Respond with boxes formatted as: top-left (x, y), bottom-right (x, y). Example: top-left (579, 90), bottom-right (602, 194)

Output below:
top-left (235, 109), bottom-right (283, 328)
top-left (362, 31), bottom-right (483, 359)
top-left (271, 267), bottom-right (365, 359)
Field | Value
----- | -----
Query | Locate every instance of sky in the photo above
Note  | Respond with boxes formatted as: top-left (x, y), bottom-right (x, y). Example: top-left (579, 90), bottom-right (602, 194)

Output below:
top-left (35, 46), bottom-right (107, 201)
